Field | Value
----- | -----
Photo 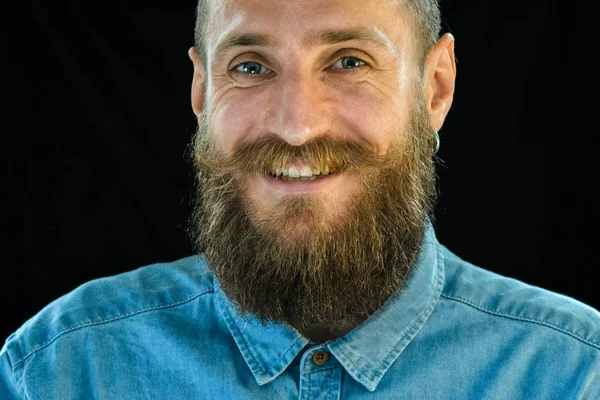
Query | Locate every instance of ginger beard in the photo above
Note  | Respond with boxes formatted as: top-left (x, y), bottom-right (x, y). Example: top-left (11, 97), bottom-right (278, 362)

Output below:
top-left (191, 92), bottom-right (437, 330)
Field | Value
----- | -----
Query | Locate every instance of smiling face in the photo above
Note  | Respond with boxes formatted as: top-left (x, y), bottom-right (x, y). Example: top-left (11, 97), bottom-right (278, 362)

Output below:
top-left (197, 0), bottom-right (423, 231)
top-left (190, 0), bottom-right (456, 332)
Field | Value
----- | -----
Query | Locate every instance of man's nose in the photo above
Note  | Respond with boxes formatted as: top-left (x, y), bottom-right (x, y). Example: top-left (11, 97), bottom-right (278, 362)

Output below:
top-left (267, 72), bottom-right (332, 146)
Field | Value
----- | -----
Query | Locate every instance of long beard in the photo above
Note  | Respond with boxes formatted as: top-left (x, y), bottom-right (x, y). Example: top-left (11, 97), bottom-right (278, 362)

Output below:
top-left (190, 96), bottom-right (437, 329)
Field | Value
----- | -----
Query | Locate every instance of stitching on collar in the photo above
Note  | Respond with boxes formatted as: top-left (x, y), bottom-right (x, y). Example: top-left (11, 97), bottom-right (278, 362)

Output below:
top-left (368, 244), bottom-right (445, 380)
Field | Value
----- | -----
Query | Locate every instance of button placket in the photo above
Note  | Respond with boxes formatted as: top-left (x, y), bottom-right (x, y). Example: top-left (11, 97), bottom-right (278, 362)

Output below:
top-left (299, 347), bottom-right (342, 399)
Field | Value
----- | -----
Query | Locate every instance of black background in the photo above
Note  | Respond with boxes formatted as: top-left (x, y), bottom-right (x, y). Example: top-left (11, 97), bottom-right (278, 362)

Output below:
top-left (3, 0), bottom-right (597, 341)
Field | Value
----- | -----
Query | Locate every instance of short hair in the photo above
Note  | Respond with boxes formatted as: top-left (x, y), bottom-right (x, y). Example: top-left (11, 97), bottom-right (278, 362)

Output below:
top-left (194, 0), bottom-right (441, 71)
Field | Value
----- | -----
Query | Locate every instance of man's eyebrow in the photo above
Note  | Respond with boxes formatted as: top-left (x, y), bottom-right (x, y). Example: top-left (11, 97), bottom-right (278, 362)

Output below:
top-left (212, 32), bottom-right (275, 61)
top-left (304, 28), bottom-right (397, 56)
top-left (211, 27), bottom-right (397, 61)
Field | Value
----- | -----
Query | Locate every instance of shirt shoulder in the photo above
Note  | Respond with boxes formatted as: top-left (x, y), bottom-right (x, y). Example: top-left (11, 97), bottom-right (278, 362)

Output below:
top-left (1, 255), bottom-right (215, 367)
top-left (439, 245), bottom-right (600, 350)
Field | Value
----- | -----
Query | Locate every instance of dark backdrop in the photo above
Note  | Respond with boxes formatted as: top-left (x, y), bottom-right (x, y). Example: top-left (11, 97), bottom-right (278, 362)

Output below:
top-left (4, 0), bottom-right (597, 341)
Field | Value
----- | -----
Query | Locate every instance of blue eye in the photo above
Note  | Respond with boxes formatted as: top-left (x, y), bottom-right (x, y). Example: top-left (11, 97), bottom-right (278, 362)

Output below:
top-left (332, 56), bottom-right (365, 70)
top-left (234, 61), bottom-right (270, 75)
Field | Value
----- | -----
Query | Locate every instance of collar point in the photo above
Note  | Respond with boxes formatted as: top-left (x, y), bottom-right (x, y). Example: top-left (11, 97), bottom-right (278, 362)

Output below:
top-left (363, 380), bottom-right (379, 393)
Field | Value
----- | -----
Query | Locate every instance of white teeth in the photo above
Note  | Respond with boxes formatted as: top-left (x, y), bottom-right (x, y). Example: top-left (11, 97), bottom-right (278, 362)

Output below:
top-left (300, 166), bottom-right (312, 177)
top-left (288, 166), bottom-right (300, 178)
top-left (271, 165), bottom-right (333, 179)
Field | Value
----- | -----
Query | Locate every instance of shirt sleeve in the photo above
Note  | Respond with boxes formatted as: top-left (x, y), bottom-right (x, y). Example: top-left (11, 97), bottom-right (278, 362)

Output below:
top-left (0, 346), bottom-right (22, 399)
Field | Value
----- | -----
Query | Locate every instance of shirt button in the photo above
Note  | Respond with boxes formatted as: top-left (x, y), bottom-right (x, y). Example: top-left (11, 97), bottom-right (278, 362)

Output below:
top-left (312, 351), bottom-right (330, 366)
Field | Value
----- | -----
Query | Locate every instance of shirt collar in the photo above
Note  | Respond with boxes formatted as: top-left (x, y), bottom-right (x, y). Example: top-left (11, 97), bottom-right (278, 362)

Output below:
top-left (215, 285), bottom-right (310, 386)
top-left (215, 222), bottom-right (445, 391)
top-left (327, 223), bottom-right (445, 391)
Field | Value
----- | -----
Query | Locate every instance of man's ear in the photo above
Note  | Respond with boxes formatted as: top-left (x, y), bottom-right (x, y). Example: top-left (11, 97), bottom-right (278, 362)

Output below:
top-left (423, 33), bottom-right (456, 131)
top-left (188, 47), bottom-right (206, 116)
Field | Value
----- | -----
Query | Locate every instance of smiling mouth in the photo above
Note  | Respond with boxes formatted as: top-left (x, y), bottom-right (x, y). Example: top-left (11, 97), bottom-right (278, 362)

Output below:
top-left (268, 165), bottom-right (335, 181)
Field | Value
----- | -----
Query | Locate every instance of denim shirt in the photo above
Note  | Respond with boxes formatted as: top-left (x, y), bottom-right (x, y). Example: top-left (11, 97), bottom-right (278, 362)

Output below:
top-left (2, 226), bottom-right (599, 399)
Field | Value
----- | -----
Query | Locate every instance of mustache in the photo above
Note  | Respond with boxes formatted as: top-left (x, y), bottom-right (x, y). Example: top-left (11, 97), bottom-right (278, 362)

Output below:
top-left (194, 134), bottom-right (393, 175)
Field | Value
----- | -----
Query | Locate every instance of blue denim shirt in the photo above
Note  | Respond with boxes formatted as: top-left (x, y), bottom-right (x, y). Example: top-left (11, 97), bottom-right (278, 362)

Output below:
top-left (2, 226), bottom-right (599, 399)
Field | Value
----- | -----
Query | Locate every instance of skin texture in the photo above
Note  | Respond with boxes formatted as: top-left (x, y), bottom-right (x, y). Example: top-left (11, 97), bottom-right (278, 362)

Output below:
top-left (189, 0), bottom-right (456, 341)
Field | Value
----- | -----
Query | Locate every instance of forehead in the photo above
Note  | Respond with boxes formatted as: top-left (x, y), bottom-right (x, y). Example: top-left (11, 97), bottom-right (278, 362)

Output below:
top-left (204, 0), bottom-right (410, 56)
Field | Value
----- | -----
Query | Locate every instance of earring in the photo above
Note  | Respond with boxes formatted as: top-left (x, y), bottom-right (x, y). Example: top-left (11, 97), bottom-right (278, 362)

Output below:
top-left (434, 130), bottom-right (440, 155)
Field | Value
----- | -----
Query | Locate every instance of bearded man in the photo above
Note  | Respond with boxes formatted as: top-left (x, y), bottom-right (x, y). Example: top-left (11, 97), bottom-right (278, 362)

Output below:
top-left (2, 0), bottom-right (599, 398)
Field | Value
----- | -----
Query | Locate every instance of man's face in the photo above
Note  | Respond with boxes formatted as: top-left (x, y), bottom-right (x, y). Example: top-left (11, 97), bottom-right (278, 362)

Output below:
top-left (202, 0), bottom-right (419, 235)
top-left (190, 0), bottom-right (447, 329)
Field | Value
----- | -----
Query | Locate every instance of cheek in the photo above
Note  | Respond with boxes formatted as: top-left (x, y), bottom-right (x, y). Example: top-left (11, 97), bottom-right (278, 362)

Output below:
top-left (209, 85), bottom-right (280, 153)
top-left (209, 99), bottom-right (257, 154)
top-left (331, 87), bottom-right (410, 156)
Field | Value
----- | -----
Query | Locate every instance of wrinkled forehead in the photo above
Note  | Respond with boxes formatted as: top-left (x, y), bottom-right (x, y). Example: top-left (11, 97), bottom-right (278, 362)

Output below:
top-left (203, 0), bottom-right (412, 62)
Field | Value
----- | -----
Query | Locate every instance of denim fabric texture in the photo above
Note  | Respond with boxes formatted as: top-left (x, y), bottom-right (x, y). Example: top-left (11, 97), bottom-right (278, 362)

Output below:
top-left (2, 225), bottom-right (599, 399)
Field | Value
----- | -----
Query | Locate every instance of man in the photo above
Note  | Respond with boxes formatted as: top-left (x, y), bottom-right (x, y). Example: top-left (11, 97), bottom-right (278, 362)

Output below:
top-left (2, 0), bottom-right (599, 398)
